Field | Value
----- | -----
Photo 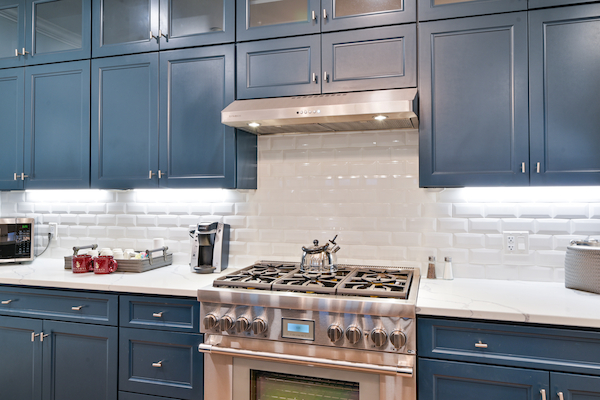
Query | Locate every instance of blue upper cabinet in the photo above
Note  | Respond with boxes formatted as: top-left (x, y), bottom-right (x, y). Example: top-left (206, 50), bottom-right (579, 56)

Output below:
top-left (529, 0), bottom-right (599, 9)
top-left (529, 4), bottom-right (600, 186)
top-left (24, 60), bottom-right (90, 189)
top-left (237, 35), bottom-right (321, 99)
top-left (158, 0), bottom-right (234, 50)
top-left (91, 53), bottom-right (159, 189)
top-left (418, 0), bottom-right (526, 21)
top-left (419, 12), bottom-right (529, 187)
top-left (321, 24), bottom-right (416, 93)
top-left (321, 0), bottom-right (415, 32)
top-left (0, 0), bottom-right (26, 68)
top-left (92, 0), bottom-right (159, 57)
top-left (0, 68), bottom-right (24, 190)
top-left (159, 45), bottom-right (236, 188)
top-left (236, 0), bottom-right (321, 42)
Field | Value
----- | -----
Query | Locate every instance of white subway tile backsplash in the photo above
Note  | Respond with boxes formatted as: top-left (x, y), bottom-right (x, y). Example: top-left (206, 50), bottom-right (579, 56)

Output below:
top-left (484, 203), bottom-right (518, 218)
top-left (572, 219), bottom-right (600, 235)
top-left (423, 232), bottom-right (453, 248)
top-left (534, 250), bottom-right (566, 267)
top-left (453, 204), bottom-right (485, 218)
top-left (470, 218), bottom-right (502, 233)
top-left (469, 249), bottom-right (502, 265)
top-left (518, 266), bottom-right (555, 282)
top-left (18, 202), bottom-right (34, 213)
top-left (157, 215), bottom-right (179, 227)
top-left (519, 204), bottom-right (554, 218)
top-left (501, 218), bottom-right (534, 232)
top-left (60, 214), bottom-right (78, 225)
top-left (137, 215), bottom-right (157, 226)
top-left (438, 218), bottom-right (468, 233)
top-left (535, 219), bottom-right (572, 234)
top-left (454, 233), bottom-right (485, 248)
top-left (554, 204), bottom-right (589, 219)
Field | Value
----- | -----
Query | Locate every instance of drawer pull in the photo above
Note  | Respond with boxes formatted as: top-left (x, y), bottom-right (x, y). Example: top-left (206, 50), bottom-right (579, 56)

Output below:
top-left (540, 389), bottom-right (547, 400)
top-left (31, 332), bottom-right (40, 342)
top-left (475, 341), bottom-right (488, 348)
top-left (558, 393), bottom-right (564, 400)
top-left (72, 305), bottom-right (84, 311)
top-left (152, 312), bottom-right (164, 318)
top-left (152, 361), bottom-right (163, 368)
top-left (41, 333), bottom-right (49, 342)
top-left (1, 299), bottom-right (13, 305)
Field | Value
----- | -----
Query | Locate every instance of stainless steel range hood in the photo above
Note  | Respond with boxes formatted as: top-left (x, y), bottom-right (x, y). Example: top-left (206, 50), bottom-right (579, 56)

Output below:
top-left (221, 88), bottom-right (418, 135)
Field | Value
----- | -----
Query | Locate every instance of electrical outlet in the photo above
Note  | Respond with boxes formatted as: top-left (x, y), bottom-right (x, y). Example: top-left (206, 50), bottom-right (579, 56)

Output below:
top-left (49, 223), bottom-right (58, 239)
top-left (503, 231), bottom-right (529, 254)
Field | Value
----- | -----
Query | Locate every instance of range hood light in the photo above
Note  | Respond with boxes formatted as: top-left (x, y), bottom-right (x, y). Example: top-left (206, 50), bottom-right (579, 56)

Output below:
top-left (248, 122), bottom-right (260, 128)
top-left (373, 115), bottom-right (388, 121)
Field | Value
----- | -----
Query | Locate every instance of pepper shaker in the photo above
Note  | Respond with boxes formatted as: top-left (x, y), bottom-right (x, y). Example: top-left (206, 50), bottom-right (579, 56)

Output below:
top-left (427, 256), bottom-right (437, 279)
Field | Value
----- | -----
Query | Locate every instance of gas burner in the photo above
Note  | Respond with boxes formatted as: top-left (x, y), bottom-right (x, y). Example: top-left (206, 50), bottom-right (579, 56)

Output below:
top-left (213, 262), bottom-right (298, 290)
top-left (336, 269), bottom-right (413, 299)
top-left (272, 268), bottom-right (353, 294)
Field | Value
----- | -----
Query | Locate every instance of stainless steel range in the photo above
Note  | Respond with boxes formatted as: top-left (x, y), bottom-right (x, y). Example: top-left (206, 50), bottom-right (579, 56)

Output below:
top-left (198, 261), bottom-right (420, 400)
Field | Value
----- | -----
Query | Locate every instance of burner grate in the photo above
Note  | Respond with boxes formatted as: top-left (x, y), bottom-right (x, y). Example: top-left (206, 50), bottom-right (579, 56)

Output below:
top-left (213, 262), bottom-right (298, 290)
top-left (271, 268), bottom-right (353, 294)
top-left (336, 269), bottom-right (413, 299)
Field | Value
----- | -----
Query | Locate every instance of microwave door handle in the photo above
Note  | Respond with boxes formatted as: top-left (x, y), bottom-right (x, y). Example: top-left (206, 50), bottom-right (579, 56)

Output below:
top-left (198, 343), bottom-right (413, 377)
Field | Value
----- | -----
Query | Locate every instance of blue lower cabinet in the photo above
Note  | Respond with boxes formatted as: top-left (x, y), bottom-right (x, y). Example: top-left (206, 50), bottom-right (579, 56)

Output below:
top-left (91, 53), bottom-right (159, 189)
top-left (119, 327), bottom-right (203, 400)
top-left (552, 373), bottom-right (600, 400)
top-left (0, 316), bottom-right (42, 400)
top-left (42, 320), bottom-right (118, 400)
top-left (0, 68), bottom-right (24, 190)
top-left (119, 392), bottom-right (181, 400)
top-left (24, 60), bottom-right (91, 189)
top-left (529, 0), bottom-right (599, 8)
top-left (419, 358), bottom-right (549, 400)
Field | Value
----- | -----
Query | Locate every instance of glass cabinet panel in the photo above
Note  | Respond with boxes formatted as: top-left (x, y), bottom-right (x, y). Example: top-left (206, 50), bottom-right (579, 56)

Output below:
top-left (248, 0), bottom-right (308, 28)
top-left (251, 370), bottom-right (359, 400)
top-left (0, 6), bottom-right (19, 59)
top-left (34, 0), bottom-right (82, 54)
top-left (170, 0), bottom-right (223, 37)
top-left (334, 0), bottom-right (403, 17)
top-left (433, 0), bottom-right (473, 4)
top-left (102, 0), bottom-right (149, 45)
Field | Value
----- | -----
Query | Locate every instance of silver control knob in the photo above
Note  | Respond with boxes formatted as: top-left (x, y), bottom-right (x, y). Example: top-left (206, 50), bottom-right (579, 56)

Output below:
top-left (370, 328), bottom-right (388, 347)
top-left (327, 324), bottom-right (343, 343)
top-left (219, 315), bottom-right (234, 332)
top-left (390, 330), bottom-right (407, 349)
top-left (236, 317), bottom-right (250, 333)
top-left (203, 314), bottom-right (218, 330)
top-left (252, 318), bottom-right (268, 335)
top-left (345, 326), bottom-right (362, 345)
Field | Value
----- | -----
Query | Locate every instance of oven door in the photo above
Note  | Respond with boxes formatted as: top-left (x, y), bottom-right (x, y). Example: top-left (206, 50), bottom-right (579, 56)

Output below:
top-left (200, 334), bottom-right (416, 400)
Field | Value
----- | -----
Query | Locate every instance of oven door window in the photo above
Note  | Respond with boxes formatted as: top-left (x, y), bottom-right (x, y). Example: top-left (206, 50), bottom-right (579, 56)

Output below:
top-left (251, 370), bottom-right (359, 400)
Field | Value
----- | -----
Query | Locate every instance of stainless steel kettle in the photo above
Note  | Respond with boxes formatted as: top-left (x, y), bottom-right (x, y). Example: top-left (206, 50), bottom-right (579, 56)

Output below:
top-left (300, 235), bottom-right (340, 273)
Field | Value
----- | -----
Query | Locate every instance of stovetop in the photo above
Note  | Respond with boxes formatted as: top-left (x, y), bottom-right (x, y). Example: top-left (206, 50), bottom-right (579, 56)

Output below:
top-left (213, 261), bottom-right (414, 299)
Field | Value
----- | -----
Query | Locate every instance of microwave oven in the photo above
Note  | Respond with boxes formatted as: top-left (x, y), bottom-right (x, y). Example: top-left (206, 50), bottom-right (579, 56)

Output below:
top-left (0, 218), bottom-right (34, 263)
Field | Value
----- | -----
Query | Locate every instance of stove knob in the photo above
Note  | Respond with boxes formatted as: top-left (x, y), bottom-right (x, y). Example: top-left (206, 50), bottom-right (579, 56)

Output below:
top-left (252, 318), bottom-right (268, 335)
top-left (327, 324), bottom-right (343, 343)
top-left (236, 317), bottom-right (250, 333)
top-left (203, 314), bottom-right (218, 330)
top-left (345, 326), bottom-right (362, 345)
top-left (390, 330), bottom-right (407, 349)
top-left (370, 328), bottom-right (388, 347)
top-left (219, 315), bottom-right (234, 332)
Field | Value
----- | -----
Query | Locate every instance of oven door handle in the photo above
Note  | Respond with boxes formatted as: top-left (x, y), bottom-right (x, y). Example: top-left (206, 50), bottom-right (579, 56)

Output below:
top-left (198, 343), bottom-right (413, 377)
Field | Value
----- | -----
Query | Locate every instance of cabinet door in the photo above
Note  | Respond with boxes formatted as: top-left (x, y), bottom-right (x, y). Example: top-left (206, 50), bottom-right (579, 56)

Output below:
top-left (237, 35), bottom-right (321, 99)
top-left (159, 45), bottom-right (235, 188)
top-left (418, 0), bottom-right (526, 21)
top-left (236, 0), bottom-right (320, 42)
top-left (24, 60), bottom-right (90, 189)
top-left (419, 359), bottom-right (549, 400)
top-left (91, 53), bottom-right (159, 189)
top-left (158, 0), bottom-right (234, 50)
top-left (0, 316), bottom-right (42, 400)
top-left (42, 320), bottom-right (118, 400)
top-left (321, 24), bottom-right (416, 94)
top-left (529, 4), bottom-right (600, 186)
top-left (92, 0), bottom-right (159, 57)
top-left (552, 373), bottom-right (600, 400)
top-left (0, 0), bottom-right (25, 68)
top-left (24, 0), bottom-right (91, 65)
top-left (0, 68), bottom-right (24, 190)
top-left (418, 13), bottom-right (529, 187)
top-left (321, 0), bottom-right (415, 32)
top-left (529, 0), bottom-right (599, 9)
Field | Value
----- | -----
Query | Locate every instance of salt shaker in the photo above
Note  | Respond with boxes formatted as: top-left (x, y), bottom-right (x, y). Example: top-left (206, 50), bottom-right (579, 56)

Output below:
top-left (427, 256), bottom-right (437, 279)
top-left (443, 256), bottom-right (453, 280)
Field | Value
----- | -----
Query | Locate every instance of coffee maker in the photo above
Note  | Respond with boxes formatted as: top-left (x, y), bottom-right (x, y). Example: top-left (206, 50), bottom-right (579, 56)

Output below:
top-left (190, 222), bottom-right (229, 274)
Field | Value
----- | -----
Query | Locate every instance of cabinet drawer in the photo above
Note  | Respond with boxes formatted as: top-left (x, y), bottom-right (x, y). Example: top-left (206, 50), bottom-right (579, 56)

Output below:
top-left (120, 295), bottom-right (199, 333)
top-left (119, 327), bottom-right (203, 400)
top-left (119, 391), bottom-right (180, 400)
top-left (418, 317), bottom-right (600, 376)
top-left (0, 286), bottom-right (118, 325)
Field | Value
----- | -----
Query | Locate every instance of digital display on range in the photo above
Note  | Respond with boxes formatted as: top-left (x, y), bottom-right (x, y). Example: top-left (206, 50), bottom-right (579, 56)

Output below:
top-left (281, 318), bottom-right (314, 341)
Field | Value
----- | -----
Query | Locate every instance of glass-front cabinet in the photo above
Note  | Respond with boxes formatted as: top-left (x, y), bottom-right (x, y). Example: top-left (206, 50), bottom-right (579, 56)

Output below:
top-left (0, 0), bottom-right (90, 69)
top-left (417, 0), bottom-right (526, 21)
top-left (93, 0), bottom-right (234, 57)
top-left (321, 0), bottom-right (415, 31)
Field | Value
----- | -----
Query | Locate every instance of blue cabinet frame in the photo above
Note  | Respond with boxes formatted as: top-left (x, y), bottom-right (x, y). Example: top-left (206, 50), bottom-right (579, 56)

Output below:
top-left (0, 68), bottom-right (24, 190)
top-left (321, 0), bottom-right (416, 32)
top-left (0, 0), bottom-right (26, 69)
top-left (418, 0), bottom-right (527, 21)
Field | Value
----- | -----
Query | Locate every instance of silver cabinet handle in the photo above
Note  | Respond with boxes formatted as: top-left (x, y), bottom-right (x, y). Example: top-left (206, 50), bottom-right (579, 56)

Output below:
top-left (150, 31), bottom-right (157, 40)
top-left (15, 48), bottom-right (18, 57)
top-left (41, 332), bottom-right (49, 342)
top-left (21, 173), bottom-right (28, 181)
top-left (311, 10), bottom-right (316, 21)
top-left (31, 332), bottom-right (40, 342)
top-left (17, 48), bottom-right (29, 56)
top-left (159, 29), bottom-right (167, 39)
top-left (152, 361), bottom-right (163, 368)
top-left (1, 300), bottom-right (13, 304)
top-left (323, 71), bottom-right (329, 82)
top-left (158, 170), bottom-right (163, 179)
top-left (13, 173), bottom-right (18, 181)
top-left (312, 73), bottom-right (317, 83)
top-left (152, 312), bottom-right (163, 318)
top-left (323, 8), bottom-right (328, 19)
top-left (558, 392), bottom-right (564, 400)
top-left (198, 343), bottom-right (413, 377)
top-left (540, 389), bottom-right (547, 400)
top-left (536, 162), bottom-right (541, 173)
top-left (149, 170), bottom-right (156, 179)
top-left (71, 305), bottom-right (84, 311)
top-left (521, 162), bottom-right (526, 173)
top-left (475, 341), bottom-right (488, 348)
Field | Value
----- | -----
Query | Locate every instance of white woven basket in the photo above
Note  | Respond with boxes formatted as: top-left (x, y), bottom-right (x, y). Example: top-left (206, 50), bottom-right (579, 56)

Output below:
top-left (565, 245), bottom-right (600, 294)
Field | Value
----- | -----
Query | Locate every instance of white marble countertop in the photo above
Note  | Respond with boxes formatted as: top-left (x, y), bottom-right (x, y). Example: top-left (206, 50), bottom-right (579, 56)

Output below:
top-left (0, 256), bottom-right (240, 298)
top-left (417, 277), bottom-right (600, 329)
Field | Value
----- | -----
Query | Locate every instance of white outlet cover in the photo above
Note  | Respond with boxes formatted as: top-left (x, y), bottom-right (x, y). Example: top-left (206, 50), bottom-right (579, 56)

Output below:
top-left (503, 231), bottom-right (529, 254)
